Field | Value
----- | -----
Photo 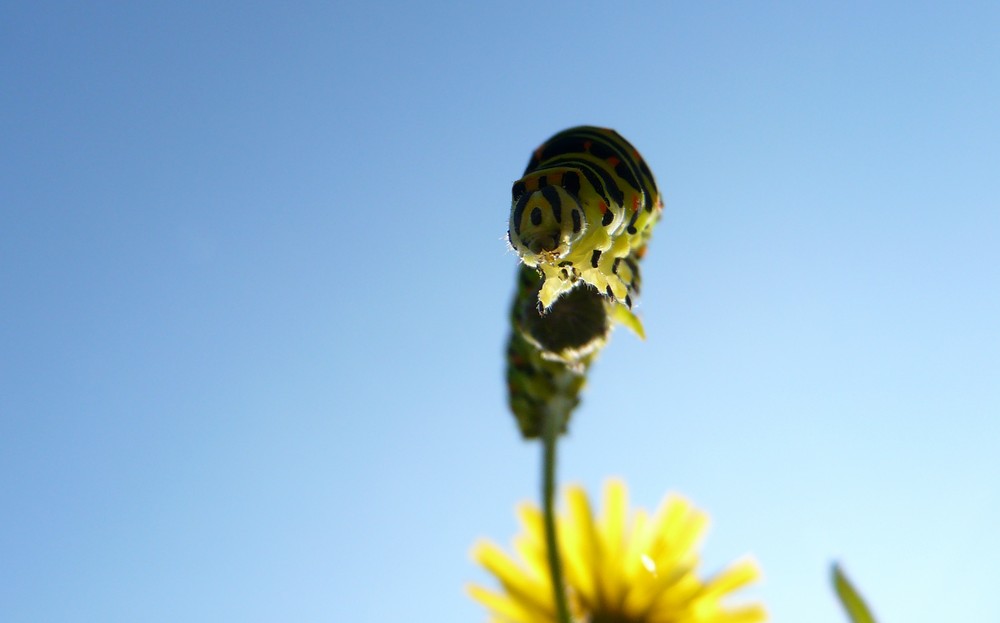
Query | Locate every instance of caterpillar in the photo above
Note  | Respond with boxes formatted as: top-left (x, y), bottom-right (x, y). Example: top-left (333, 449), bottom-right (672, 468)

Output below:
top-left (505, 127), bottom-right (662, 437)
top-left (507, 126), bottom-right (663, 314)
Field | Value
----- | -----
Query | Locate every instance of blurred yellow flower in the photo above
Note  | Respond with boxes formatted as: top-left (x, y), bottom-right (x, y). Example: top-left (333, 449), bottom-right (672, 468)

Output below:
top-left (469, 480), bottom-right (766, 623)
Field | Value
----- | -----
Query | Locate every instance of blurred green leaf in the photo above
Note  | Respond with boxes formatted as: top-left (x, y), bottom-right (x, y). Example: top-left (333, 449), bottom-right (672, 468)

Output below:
top-left (832, 563), bottom-right (878, 623)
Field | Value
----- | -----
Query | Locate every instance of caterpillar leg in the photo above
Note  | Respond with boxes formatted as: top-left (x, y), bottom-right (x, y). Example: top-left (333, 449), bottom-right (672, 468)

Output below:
top-left (537, 264), bottom-right (577, 311)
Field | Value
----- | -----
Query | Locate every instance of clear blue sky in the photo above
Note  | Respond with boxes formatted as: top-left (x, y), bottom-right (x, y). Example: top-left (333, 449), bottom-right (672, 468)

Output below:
top-left (2, 2), bottom-right (998, 621)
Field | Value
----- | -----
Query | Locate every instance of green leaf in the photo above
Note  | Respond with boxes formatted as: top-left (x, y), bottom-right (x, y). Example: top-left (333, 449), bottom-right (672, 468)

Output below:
top-left (832, 563), bottom-right (878, 623)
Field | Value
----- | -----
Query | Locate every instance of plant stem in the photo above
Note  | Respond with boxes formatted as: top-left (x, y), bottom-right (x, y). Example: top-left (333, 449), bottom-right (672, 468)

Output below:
top-left (542, 394), bottom-right (572, 623)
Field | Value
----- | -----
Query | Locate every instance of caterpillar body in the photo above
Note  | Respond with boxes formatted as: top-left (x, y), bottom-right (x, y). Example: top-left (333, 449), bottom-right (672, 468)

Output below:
top-left (507, 126), bottom-right (663, 314)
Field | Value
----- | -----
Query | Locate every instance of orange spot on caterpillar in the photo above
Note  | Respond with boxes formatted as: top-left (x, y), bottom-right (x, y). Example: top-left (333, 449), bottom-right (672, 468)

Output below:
top-left (583, 140), bottom-right (592, 151)
top-left (632, 196), bottom-right (640, 212)
top-left (607, 156), bottom-right (620, 167)
top-left (599, 201), bottom-right (608, 213)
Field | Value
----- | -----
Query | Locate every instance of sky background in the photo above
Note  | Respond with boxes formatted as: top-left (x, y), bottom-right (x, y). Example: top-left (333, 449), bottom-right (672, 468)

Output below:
top-left (2, 2), bottom-right (998, 622)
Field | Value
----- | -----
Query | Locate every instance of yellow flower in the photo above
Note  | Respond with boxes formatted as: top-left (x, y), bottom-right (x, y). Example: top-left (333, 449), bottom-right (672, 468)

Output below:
top-left (468, 479), bottom-right (766, 623)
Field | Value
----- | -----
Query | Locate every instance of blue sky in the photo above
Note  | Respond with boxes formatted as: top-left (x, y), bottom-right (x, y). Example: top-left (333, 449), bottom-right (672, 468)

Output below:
top-left (2, 2), bottom-right (998, 621)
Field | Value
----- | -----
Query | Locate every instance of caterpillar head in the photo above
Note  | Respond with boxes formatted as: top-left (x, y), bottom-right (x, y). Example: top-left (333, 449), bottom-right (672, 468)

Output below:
top-left (508, 184), bottom-right (586, 264)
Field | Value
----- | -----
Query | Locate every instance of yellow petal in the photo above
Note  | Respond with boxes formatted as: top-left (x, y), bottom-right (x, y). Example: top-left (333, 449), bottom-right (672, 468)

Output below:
top-left (720, 603), bottom-right (768, 623)
top-left (471, 541), bottom-right (554, 618)
top-left (648, 497), bottom-right (707, 572)
top-left (562, 485), bottom-right (599, 605)
top-left (598, 479), bottom-right (629, 604)
top-left (623, 509), bottom-right (651, 584)
top-left (466, 584), bottom-right (551, 623)
top-left (514, 504), bottom-right (550, 581)
top-left (703, 558), bottom-right (762, 599)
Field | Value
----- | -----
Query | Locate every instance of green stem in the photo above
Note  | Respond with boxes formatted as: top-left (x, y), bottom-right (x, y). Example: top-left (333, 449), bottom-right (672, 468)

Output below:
top-left (542, 397), bottom-right (572, 623)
